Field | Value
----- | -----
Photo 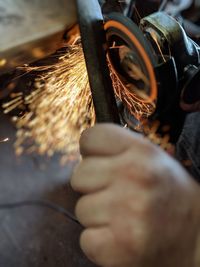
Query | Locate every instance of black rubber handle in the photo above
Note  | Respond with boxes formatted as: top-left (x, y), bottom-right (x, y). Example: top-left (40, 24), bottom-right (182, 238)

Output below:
top-left (76, 0), bottom-right (120, 124)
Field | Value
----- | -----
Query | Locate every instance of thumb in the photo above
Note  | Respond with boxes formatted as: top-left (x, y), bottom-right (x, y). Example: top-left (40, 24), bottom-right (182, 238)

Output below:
top-left (80, 123), bottom-right (145, 157)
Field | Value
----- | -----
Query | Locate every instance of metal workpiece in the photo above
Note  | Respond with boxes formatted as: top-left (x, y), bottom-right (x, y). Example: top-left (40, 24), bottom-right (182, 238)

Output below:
top-left (0, 0), bottom-right (77, 74)
top-left (76, 0), bottom-right (120, 124)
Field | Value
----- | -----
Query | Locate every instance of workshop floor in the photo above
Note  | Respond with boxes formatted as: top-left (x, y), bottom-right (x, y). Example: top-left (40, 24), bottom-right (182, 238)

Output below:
top-left (0, 110), bottom-right (96, 267)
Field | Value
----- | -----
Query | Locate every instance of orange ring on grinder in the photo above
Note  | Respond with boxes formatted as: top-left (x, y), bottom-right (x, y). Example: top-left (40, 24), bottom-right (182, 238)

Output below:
top-left (104, 20), bottom-right (158, 104)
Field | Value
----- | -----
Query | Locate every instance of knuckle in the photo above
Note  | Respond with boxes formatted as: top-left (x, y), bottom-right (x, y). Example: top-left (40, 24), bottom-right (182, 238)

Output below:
top-left (80, 230), bottom-right (98, 262)
top-left (75, 197), bottom-right (87, 222)
top-left (80, 127), bottom-right (98, 155)
top-left (70, 166), bottom-right (81, 191)
top-left (81, 157), bottom-right (93, 171)
top-left (125, 196), bottom-right (152, 223)
top-left (80, 129), bottom-right (90, 148)
top-left (70, 159), bottom-right (92, 190)
top-left (79, 130), bottom-right (94, 155)
top-left (119, 149), bottom-right (162, 188)
top-left (70, 175), bottom-right (78, 191)
top-left (139, 173), bottom-right (160, 188)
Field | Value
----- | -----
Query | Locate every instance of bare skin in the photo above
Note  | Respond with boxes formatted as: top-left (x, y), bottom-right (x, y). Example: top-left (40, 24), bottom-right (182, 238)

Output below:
top-left (71, 123), bottom-right (200, 267)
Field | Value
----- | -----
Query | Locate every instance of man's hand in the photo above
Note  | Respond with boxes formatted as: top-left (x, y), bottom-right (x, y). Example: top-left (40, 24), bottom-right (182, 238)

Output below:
top-left (71, 124), bottom-right (200, 267)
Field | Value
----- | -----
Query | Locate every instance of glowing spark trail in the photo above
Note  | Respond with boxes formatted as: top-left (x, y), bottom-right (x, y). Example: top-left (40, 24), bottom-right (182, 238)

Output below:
top-left (3, 42), bottom-right (95, 163)
top-left (2, 39), bottom-right (172, 160)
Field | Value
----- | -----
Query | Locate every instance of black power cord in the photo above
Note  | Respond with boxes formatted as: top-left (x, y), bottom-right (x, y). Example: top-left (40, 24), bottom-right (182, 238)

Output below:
top-left (0, 199), bottom-right (80, 225)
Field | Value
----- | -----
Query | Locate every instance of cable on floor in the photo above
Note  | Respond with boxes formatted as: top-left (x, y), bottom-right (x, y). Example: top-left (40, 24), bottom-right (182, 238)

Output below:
top-left (0, 199), bottom-right (80, 225)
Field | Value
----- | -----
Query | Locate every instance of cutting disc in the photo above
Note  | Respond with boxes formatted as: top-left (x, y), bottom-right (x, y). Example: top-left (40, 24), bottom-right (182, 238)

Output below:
top-left (104, 12), bottom-right (158, 107)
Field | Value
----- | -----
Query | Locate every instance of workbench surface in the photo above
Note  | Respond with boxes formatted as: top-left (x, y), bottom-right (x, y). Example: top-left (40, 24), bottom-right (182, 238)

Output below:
top-left (0, 110), bottom-right (95, 267)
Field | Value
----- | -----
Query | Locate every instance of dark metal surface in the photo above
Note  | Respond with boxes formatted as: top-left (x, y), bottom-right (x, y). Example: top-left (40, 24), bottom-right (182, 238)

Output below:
top-left (0, 0), bottom-right (77, 74)
top-left (76, 0), bottom-right (120, 123)
top-left (0, 110), bottom-right (96, 267)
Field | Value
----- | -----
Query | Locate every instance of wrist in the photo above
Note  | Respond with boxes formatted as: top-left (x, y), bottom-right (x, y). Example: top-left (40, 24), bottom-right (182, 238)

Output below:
top-left (177, 177), bottom-right (200, 267)
top-left (147, 174), bottom-right (200, 267)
